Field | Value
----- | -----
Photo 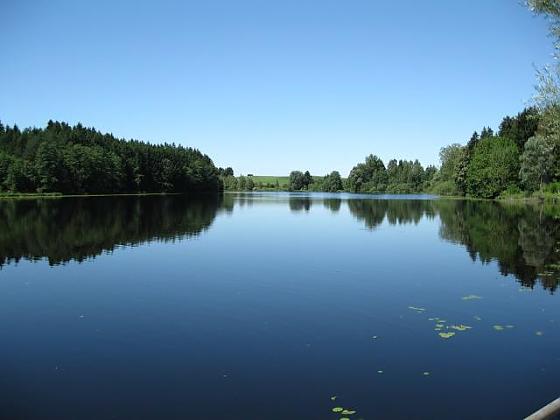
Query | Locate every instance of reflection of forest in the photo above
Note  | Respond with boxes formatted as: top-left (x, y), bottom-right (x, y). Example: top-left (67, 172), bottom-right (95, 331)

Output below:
top-left (2, 194), bottom-right (559, 293)
top-left (0, 195), bottom-right (221, 267)
top-left (348, 199), bottom-right (560, 292)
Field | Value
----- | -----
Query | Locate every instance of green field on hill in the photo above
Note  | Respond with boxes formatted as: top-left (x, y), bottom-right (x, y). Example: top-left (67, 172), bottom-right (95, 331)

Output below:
top-left (249, 176), bottom-right (290, 186)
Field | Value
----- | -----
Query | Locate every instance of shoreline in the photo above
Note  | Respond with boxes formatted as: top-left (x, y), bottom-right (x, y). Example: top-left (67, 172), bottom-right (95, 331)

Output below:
top-left (0, 190), bottom-right (558, 204)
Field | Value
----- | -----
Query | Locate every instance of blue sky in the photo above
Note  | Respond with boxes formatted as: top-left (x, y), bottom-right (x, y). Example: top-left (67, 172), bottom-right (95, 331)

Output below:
top-left (0, 0), bottom-right (552, 175)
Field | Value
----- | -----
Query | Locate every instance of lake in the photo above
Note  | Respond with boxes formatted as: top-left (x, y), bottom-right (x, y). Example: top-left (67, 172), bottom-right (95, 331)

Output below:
top-left (1, 192), bottom-right (559, 419)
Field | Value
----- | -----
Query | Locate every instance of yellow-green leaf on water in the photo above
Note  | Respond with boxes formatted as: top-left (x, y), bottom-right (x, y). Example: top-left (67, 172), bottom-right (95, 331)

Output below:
top-left (340, 418), bottom-right (350, 420)
top-left (434, 328), bottom-right (442, 331)
top-left (493, 325), bottom-right (504, 331)
top-left (341, 410), bottom-right (356, 415)
top-left (438, 332), bottom-right (455, 339)
top-left (462, 294), bottom-right (482, 301)
top-left (408, 306), bottom-right (426, 312)
top-left (536, 331), bottom-right (544, 336)
top-left (332, 407), bottom-right (344, 413)
top-left (435, 323), bottom-right (444, 328)
top-left (330, 396), bottom-right (337, 401)
top-left (451, 324), bottom-right (472, 331)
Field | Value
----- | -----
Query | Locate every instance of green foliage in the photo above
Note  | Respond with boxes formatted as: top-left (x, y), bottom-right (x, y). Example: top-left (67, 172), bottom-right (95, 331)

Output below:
top-left (347, 154), bottom-right (387, 192)
top-left (347, 155), bottom-right (436, 194)
top-left (466, 137), bottom-right (520, 198)
top-left (289, 170), bottom-right (305, 190)
top-left (520, 135), bottom-right (556, 191)
top-left (0, 120), bottom-right (220, 194)
top-left (321, 171), bottom-right (344, 192)
top-left (429, 144), bottom-right (464, 195)
top-left (498, 107), bottom-right (540, 149)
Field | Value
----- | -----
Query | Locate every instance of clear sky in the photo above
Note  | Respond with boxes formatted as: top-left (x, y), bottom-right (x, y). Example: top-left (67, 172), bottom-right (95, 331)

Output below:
top-left (0, 0), bottom-right (552, 175)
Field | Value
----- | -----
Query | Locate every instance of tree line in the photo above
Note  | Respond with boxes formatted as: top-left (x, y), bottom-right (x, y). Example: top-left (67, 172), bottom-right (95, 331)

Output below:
top-left (0, 120), bottom-right (221, 194)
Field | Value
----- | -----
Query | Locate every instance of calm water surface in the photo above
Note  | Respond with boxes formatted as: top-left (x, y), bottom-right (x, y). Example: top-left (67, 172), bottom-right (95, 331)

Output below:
top-left (1, 192), bottom-right (559, 419)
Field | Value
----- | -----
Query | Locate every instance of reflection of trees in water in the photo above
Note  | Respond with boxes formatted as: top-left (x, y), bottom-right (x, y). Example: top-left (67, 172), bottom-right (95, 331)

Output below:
top-left (3, 193), bottom-right (559, 292)
top-left (347, 199), bottom-right (435, 229)
top-left (323, 198), bottom-right (341, 213)
top-left (0, 195), bottom-right (221, 267)
top-left (348, 198), bottom-right (560, 292)
top-left (289, 197), bottom-right (312, 212)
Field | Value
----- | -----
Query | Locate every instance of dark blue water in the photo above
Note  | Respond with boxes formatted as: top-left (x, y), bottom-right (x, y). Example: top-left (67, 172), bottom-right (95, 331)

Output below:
top-left (0, 193), bottom-right (559, 419)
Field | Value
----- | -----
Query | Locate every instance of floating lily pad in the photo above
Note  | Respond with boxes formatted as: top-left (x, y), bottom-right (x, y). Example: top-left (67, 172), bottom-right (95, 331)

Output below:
top-left (451, 324), bottom-right (472, 331)
top-left (493, 325), bottom-right (504, 331)
top-left (332, 407), bottom-right (344, 413)
top-left (341, 409), bottom-right (356, 415)
top-left (330, 396), bottom-right (337, 401)
top-left (462, 294), bottom-right (482, 301)
top-left (438, 332), bottom-right (455, 339)
top-left (435, 323), bottom-right (444, 328)
top-left (340, 418), bottom-right (350, 420)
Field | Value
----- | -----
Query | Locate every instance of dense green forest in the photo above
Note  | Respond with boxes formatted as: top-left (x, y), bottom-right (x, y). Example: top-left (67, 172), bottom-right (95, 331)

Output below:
top-left (0, 120), bottom-right (220, 194)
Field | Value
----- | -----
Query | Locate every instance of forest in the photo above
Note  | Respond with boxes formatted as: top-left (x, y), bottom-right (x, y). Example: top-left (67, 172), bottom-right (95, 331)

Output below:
top-left (0, 120), bottom-right (220, 194)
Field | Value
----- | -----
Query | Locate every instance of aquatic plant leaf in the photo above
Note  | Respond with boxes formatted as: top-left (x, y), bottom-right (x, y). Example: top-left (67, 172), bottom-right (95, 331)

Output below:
top-left (408, 306), bottom-right (426, 312)
top-left (451, 324), bottom-right (472, 331)
top-left (438, 332), bottom-right (455, 339)
top-left (332, 407), bottom-right (344, 413)
top-left (435, 323), bottom-right (444, 328)
top-left (341, 409), bottom-right (356, 415)
top-left (473, 316), bottom-right (482, 321)
top-left (493, 325), bottom-right (504, 331)
top-left (330, 396), bottom-right (337, 401)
